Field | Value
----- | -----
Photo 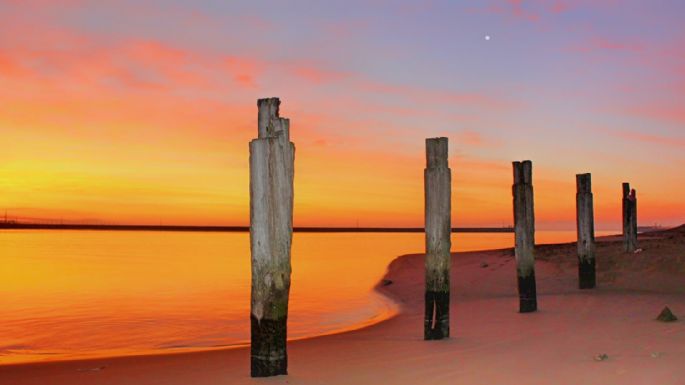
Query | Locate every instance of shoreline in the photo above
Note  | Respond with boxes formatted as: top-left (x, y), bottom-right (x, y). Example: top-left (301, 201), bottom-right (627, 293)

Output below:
top-left (0, 279), bottom-right (400, 368)
top-left (0, 299), bottom-right (397, 368)
top-left (0, 223), bottom-right (514, 233)
top-left (0, 253), bottom-right (406, 374)
top-left (2, 228), bottom-right (685, 384)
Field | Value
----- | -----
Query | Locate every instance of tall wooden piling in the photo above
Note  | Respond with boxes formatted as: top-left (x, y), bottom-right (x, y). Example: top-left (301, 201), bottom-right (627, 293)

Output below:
top-left (512, 160), bottom-right (537, 313)
top-left (622, 182), bottom-right (637, 252)
top-left (424, 137), bottom-right (451, 340)
top-left (249, 97), bottom-right (295, 377)
top-left (576, 173), bottom-right (595, 289)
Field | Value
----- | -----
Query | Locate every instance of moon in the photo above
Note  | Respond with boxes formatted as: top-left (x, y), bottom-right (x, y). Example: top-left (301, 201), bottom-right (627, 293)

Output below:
top-left (485, 35), bottom-right (491, 41)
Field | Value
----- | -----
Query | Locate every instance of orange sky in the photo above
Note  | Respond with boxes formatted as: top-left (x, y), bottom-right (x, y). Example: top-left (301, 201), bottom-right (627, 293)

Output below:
top-left (1, 1), bottom-right (684, 229)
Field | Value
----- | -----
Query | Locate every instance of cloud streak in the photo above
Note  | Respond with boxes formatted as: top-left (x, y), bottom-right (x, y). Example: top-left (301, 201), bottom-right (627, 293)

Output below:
top-left (609, 129), bottom-right (685, 149)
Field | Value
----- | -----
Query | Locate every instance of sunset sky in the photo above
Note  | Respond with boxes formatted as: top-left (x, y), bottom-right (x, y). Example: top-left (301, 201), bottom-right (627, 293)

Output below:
top-left (1, 0), bottom-right (683, 229)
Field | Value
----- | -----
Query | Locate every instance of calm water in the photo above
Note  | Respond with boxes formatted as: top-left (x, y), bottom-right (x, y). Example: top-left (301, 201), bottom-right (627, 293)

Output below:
top-left (0, 230), bottom-right (615, 364)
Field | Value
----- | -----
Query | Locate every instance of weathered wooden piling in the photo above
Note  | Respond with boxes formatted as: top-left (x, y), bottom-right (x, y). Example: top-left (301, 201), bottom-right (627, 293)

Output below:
top-left (576, 173), bottom-right (596, 289)
top-left (512, 161), bottom-right (537, 313)
top-left (622, 182), bottom-right (638, 252)
top-left (250, 97), bottom-right (295, 377)
top-left (424, 137), bottom-right (451, 340)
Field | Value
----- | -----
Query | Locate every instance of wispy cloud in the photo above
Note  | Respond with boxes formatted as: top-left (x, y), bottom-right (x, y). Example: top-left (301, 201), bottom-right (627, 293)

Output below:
top-left (601, 127), bottom-right (685, 149)
top-left (481, 0), bottom-right (618, 23)
top-left (452, 130), bottom-right (503, 148)
top-left (569, 36), bottom-right (644, 54)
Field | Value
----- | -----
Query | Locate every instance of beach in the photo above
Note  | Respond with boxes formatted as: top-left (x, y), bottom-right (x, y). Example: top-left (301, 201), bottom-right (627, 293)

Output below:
top-left (2, 228), bottom-right (685, 385)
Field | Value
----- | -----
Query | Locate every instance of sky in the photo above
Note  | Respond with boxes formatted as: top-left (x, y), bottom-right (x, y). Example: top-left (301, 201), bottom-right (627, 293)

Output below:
top-left (0, 0), bottom-right (684, 229)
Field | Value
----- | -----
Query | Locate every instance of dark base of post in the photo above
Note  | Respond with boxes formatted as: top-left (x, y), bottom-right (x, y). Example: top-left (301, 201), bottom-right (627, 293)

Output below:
top-left (424, 290), bottom-right (450, 340)
top-left (578, 259), bottom-right (596, 289)
top-left (517, 273), bottom-right (537, 313)
top-left (251, 315), bottom-right (288, 377)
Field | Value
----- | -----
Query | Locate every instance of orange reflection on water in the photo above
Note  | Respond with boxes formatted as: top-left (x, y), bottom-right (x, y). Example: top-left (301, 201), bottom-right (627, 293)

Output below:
top-left (0, 229), bottom-right (615, 364)
top-left (0, 231), bottom-right (420, 364)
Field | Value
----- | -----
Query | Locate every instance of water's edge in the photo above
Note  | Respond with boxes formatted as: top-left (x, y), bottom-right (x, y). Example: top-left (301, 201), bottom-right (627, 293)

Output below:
top-left (1, 231), bottom-right (624, 367)
top-left (0, 271), bottom-right (403, 368)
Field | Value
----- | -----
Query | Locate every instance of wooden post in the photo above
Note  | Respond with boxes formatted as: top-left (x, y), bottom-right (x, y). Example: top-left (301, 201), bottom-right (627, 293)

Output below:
top-left (622, 183), bottom-right (637, 252)
top-left (250, 97), bottom-right (295, 377)
top-left (576, 173), bottom-right (595, 289)
top-left (622, 183), bottom-right (629, 249)
top-left (424, 137), bottom-right (451, 340)
top-left (512, 160), bottom-right (537, 313)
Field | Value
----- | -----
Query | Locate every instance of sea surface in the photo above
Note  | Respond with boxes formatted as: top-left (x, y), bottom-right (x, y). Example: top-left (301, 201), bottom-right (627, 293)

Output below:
top-left (0, 230), bottom-right (616, 364)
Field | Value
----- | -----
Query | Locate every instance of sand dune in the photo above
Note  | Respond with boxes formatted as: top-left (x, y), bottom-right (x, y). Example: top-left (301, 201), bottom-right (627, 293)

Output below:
top-left (2, 229), bottom-right (685, 384)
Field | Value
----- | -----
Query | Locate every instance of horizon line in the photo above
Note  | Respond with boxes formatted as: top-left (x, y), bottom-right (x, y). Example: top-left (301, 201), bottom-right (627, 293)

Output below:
top-left (0, 222), bottom-right (515, 233)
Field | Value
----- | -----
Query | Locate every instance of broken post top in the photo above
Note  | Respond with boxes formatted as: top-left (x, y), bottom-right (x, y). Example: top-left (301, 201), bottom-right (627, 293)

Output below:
top-left (426, 137), bottom-right (448, 169)
top-left (513, 160), bottom-right (532, 185)
top-left (622, 182), bottom-right (630, 198)
top-left (257, 97), bottom-right (289, 140)
top-left (576, 173), bottom-right (592, 193)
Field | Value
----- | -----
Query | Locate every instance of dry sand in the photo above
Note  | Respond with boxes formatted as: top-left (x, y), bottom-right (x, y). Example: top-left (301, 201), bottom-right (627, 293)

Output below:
top-left (3, 228), bottom-right (685, 384)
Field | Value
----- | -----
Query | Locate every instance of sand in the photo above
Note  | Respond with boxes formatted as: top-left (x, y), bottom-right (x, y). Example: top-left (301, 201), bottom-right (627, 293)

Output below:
top-left (3, 228), bottom-right (685, 385)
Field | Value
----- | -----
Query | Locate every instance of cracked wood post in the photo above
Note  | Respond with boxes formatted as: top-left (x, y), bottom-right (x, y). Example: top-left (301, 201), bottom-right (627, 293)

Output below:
top-left (424, 137), bottom-right (451, 340)
top-left (512, 160), bottom-right (537, 313)
top-left (622, 182), bottom-right (638, 252)
top-left (250, 97), bottom-right (294, 377)
top-left (576, 173), bottom-right (596, 289)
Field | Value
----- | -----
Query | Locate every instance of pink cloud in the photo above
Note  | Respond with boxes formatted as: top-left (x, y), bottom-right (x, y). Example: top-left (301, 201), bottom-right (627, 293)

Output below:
top-left (2, 0), bottom-right (86, 7)
top-left (508, 0), bottom-right (541, 21)
top-left (482, 0), bottom-right (619, 23)
top-left (550, 0), bottom-right (571, 13)
top-left (453, 130), bottom-right (502, 148)
top-left (0, 52), bottom-right (29, 77)
top-left (606, 128), bottom-right (685, 148)
top-left (0, 7), bottom-right (519, 159)
top-left (624, 105), bottom-right (685, 126)
top-left (0, 2), bottom-right (517, 113)
top-left (547, 0), bottom-right (618, 14)
top-left (570, 36), bottom-right (644, 54)
top-left (485, 0), bottom-right (541, 22)
top-left (289, 64), bottom-right (350, 85)
top-left (223, 56), bottom-right (264, 89)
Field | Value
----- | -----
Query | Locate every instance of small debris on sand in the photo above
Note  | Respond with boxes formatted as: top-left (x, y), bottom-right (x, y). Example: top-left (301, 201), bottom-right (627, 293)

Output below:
top-left (594, 353), bottom-right (609, 362)
top-left (77, 366), bottom-right (106, 372)
top-left (381, 279), bottom-right (393, 286)
top-left (480, 262), bottom-right (489, 268)
top-left (633, 248), bottom-right (643, 254)
top-left (656, 306), bottom-right (678, 322)
top-left (650, 352), bottom-right (662, 358)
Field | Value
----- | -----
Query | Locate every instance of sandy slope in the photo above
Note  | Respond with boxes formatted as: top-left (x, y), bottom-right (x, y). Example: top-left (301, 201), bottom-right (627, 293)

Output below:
top-left (2, 229), bottom-right (685, 385)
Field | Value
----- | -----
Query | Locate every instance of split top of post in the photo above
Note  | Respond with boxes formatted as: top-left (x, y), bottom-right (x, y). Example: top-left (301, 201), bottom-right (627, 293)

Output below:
top-left (257, 97), bottom-right (289, 140)
top-left (576, 173), bottom-right (592, 193)
top-left (426, 137), bottom-right (448, 169)
top-left (513, 160), bottom-right (532, 185)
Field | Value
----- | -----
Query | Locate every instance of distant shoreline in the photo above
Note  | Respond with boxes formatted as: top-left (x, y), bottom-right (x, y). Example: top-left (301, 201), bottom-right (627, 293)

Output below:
top-left (0, 223), bottom-right (514, 233)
